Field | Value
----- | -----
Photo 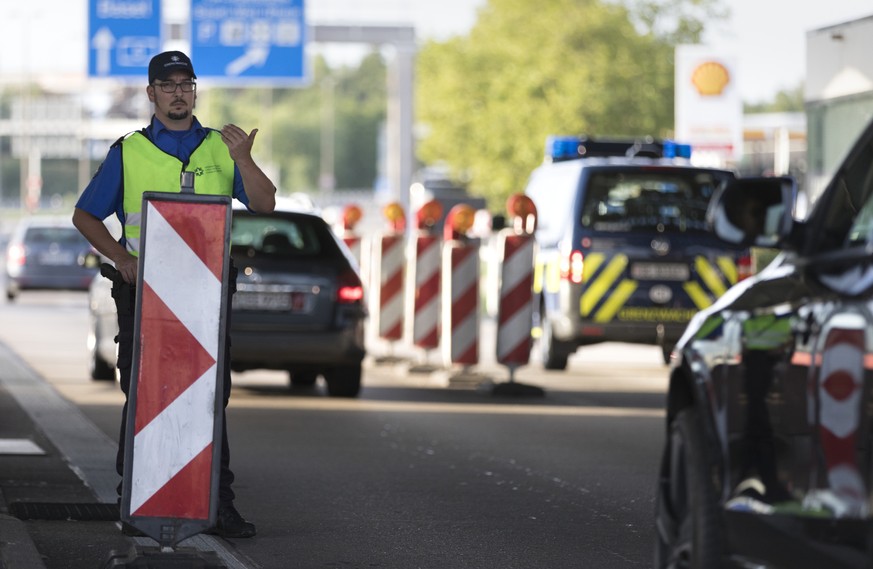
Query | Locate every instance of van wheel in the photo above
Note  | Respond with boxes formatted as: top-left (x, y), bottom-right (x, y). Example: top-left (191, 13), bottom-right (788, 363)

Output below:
top-left (654, 408), bottom-right (725, 568)
top-left (540, 316), bottom-right (570, 370)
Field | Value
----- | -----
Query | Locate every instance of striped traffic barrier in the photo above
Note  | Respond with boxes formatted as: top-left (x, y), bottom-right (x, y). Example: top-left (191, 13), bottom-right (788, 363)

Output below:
top-left (371, 202), bottom-right (407, 362)
top-left (409, 232), bottom-right (442, 350)
top-left (406, 199), bottom-right (444, 370)
top-left (492, 194), bottom-right (543, 396)
top-left (121, 193), bottom-right (230, 546)
top-left (441, 205), bottom-right (480, 370)
top-left (495, 230), bottom-right (535, 370)
top-left (817, 319), bottom-right (866, 514)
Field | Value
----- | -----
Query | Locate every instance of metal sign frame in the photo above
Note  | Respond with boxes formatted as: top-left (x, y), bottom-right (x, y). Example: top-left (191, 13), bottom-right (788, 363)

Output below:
top-left (120, 192), bottom-right (232, 547)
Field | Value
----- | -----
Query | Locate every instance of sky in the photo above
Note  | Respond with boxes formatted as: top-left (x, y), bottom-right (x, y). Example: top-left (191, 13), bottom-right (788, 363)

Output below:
top-left (2, 0), bottom-right (872, 103)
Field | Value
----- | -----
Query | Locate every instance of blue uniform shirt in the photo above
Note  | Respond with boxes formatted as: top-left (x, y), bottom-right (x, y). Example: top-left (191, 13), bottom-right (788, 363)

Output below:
top-left (76, 115), bottom-right (250, 225)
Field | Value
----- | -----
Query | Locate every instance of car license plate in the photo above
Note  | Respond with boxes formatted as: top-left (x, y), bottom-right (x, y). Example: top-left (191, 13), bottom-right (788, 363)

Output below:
top-left (630, 262), bottom-right (689, 281)
top-left (38, 251), bottom-right (75, 266)
top-left (233, 291), bottom-right (310, 312)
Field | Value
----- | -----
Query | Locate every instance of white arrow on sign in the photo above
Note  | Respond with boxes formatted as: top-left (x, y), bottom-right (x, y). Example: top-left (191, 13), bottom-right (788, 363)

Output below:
top-left (92, 27), bottom-right (116, 76)
top-left (225, 44), bottom-right (270, 76)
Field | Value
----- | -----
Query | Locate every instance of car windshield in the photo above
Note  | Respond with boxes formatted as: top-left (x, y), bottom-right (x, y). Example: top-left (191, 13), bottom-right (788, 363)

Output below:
top-left (231, 214), bottom-right (326, 258)
top-left (580, 169), bottom-right (725, 233)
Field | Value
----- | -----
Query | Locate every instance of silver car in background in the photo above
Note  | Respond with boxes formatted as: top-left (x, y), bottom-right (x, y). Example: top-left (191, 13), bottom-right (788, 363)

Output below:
top-left (5, 217), bottom-right (98, 301)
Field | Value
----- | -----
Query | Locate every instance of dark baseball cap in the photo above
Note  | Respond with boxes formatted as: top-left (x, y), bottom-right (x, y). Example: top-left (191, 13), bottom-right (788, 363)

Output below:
top-left (148, 51), bottom-right (197, 83)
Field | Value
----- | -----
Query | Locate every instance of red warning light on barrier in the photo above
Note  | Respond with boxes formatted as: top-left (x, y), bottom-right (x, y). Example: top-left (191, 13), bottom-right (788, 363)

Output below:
top-left (444, 204), bottom-right (476, 241)
top-left (416, 199), bottom-right (443, 231)
top-left (507, 194), bottom-right (537, 234)
top-left (342, 204), bottom-right (363, 231)
top-left (383, 202), bottom-right (406, 233)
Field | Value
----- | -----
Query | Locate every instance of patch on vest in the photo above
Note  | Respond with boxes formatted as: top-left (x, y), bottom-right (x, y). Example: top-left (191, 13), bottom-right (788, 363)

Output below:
top-left (193, 165), bottom-right (223, 176)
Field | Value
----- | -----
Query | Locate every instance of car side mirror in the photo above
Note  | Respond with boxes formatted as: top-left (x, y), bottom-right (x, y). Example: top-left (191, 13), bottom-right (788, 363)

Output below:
top-left (707, 176), bottom-right (796, 248)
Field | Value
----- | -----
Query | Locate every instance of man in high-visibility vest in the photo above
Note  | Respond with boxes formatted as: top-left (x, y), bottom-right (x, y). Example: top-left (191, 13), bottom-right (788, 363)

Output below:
top-left (72, 50), bottom-right (276, 538)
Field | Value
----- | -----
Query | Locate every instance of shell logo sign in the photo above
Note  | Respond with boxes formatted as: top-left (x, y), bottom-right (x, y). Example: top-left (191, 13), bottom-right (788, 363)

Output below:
top-left (691, 61), bottom-right (730, 96)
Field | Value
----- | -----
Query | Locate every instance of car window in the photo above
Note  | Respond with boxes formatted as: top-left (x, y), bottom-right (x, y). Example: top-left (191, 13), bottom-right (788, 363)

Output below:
top-left (813, 138), bottom-right (873, 252)
top-left (231, 214), bottom-right (326, 258)
top-left (579, 170), bottom-right (725, 233)
top-left (24, 226), bottom-right (87, 245)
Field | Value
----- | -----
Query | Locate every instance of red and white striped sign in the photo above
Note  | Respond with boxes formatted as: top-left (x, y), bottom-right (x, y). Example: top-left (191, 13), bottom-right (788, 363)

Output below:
top-left (343, 234), bottom-right (362, 267)
top-left (410, 233), bottom-right (441, 349)
top-left (125, 196), bottom-right (228, 531)
top-left (818, 322), bottom-right (865, 508)
top-left (441, 239), bottom-right (480, 365)
top-left (376, 233), bottom-right (405, 340)
top-left (496, 231), bottom-right (535, 366)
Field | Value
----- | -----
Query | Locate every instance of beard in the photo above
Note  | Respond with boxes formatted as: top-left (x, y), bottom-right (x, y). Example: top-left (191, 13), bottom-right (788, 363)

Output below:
top-left (167, 108), bottom-right (190, 121)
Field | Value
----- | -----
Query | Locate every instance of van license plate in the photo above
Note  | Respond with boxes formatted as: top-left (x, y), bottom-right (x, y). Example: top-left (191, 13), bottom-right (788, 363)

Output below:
top-left (233, 291), bottom-right (309, 312)
top-left (630, 263), bottom-right (689, 281)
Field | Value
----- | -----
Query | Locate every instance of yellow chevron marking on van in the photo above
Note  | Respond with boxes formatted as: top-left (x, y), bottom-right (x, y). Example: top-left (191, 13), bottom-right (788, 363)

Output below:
top-left (580, 255), bottom-right (627, 316)
top-left (716, 256), bottom-right (738, 285)
top-left (594, 279), bottom-right (637, 323)
top-left (683, 281), bottom-right (713, 310)
top-left (695, 257), bottom-right (727, 298)
top-left (582, 253), bottom-right (606, 283)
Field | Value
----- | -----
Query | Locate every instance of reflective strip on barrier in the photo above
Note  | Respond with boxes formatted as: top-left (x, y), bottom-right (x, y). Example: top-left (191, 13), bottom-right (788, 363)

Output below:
top-left (410, 233), bottom-right (441, 349)
top-left (496, 232), bottom-right (535, 366)
top-left (442, 239), bottom-right (480, 365)
top-left (377, 234), bottom-right (405, 340)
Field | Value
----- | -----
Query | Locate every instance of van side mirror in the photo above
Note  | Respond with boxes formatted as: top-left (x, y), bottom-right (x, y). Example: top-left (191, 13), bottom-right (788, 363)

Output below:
top-left (707, 176), bottom-right (796, 248)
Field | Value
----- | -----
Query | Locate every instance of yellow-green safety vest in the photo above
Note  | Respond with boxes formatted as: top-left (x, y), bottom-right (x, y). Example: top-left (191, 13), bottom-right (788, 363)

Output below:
top-left (120, 130), bottom-right (234, 256)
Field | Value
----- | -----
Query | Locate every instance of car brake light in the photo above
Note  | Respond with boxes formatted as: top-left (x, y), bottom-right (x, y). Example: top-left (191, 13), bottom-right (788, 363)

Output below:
top-left (560, 250), bottom-right (584, 284)
top-left (7, 244), bottom-right (25, 267)
top-left (337, 270), bottom-right (364, 303)
top-left (737, 253), bottom-right (753, 281)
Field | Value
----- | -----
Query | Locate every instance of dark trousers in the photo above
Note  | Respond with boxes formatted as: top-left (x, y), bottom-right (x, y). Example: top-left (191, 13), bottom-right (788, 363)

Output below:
top-left (112, 265), bottom-right (237, 506)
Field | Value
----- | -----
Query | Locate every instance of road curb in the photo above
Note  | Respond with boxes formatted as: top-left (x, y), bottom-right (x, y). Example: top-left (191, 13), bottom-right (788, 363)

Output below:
top-left (0, 513), bottom-right (48, 569)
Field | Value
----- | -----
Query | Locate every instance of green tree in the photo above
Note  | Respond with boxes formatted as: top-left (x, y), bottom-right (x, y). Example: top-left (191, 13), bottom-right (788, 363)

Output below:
top-left (201, 54), bottom-right (386, 194)
top-left (744, 83), bottom-right (804, 113)
top-left (416, 0), bottom-right (724, 208)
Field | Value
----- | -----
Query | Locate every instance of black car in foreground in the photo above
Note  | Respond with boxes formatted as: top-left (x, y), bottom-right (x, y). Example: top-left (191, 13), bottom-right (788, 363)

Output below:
top-left (88, 197), bottom-right (367, 397)
top-left (655, 116), bottom-right (873, 569)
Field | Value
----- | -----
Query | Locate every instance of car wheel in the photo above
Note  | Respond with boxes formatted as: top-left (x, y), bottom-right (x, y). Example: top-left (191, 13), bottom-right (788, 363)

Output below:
top-left (654, 407), bottom-right (724, 568)
top-left (89, 326), bottom-right (115, 381)
top-left (289, 370), bottom-right (318, 388)
top-left (540, 315), bottom-right (570, 370)
top-left (324, 364), bottom-right (362, 398)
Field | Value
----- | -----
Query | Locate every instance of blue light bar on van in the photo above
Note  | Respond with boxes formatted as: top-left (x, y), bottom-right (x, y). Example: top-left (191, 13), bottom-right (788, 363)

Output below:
top-left (545, 135), bottom-right (693, 161)
top-left (662, 139), bottom-right (693, 159)
top-left (546, 136), bottom-right (582, 161)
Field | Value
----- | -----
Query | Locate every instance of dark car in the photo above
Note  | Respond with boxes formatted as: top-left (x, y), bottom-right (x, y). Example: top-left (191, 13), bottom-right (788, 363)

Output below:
top-left (654, 117), bottom-right (873, 568)
top-left (88, 197), bottom-right (367, 397)
top-left (5, 217), bottom-right (98, 301)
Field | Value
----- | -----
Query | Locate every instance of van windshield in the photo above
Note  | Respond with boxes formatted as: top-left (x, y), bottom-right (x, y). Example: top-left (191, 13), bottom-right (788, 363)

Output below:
top-left (580, 169), bottom-right (728, 233)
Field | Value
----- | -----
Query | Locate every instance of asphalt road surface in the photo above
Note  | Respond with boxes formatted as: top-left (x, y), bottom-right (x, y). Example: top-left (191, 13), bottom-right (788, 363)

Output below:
top-left (0, 289), bottom-right (668, 568)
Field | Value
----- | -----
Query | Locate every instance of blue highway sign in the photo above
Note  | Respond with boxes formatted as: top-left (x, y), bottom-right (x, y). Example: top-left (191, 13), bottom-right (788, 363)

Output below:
top-left (190, 0), bottom-right (307, 84)
top-left (88, 0), bottom-right (162, 79)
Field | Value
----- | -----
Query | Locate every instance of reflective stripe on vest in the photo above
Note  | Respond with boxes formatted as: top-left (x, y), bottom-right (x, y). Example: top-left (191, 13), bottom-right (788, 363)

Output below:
top-left (121, 131), bottom-right (234, 256)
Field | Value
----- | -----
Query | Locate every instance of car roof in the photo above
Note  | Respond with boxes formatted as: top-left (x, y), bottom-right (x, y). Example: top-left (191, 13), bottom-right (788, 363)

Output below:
top-left (232, 193), bottom-right (320, 216)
